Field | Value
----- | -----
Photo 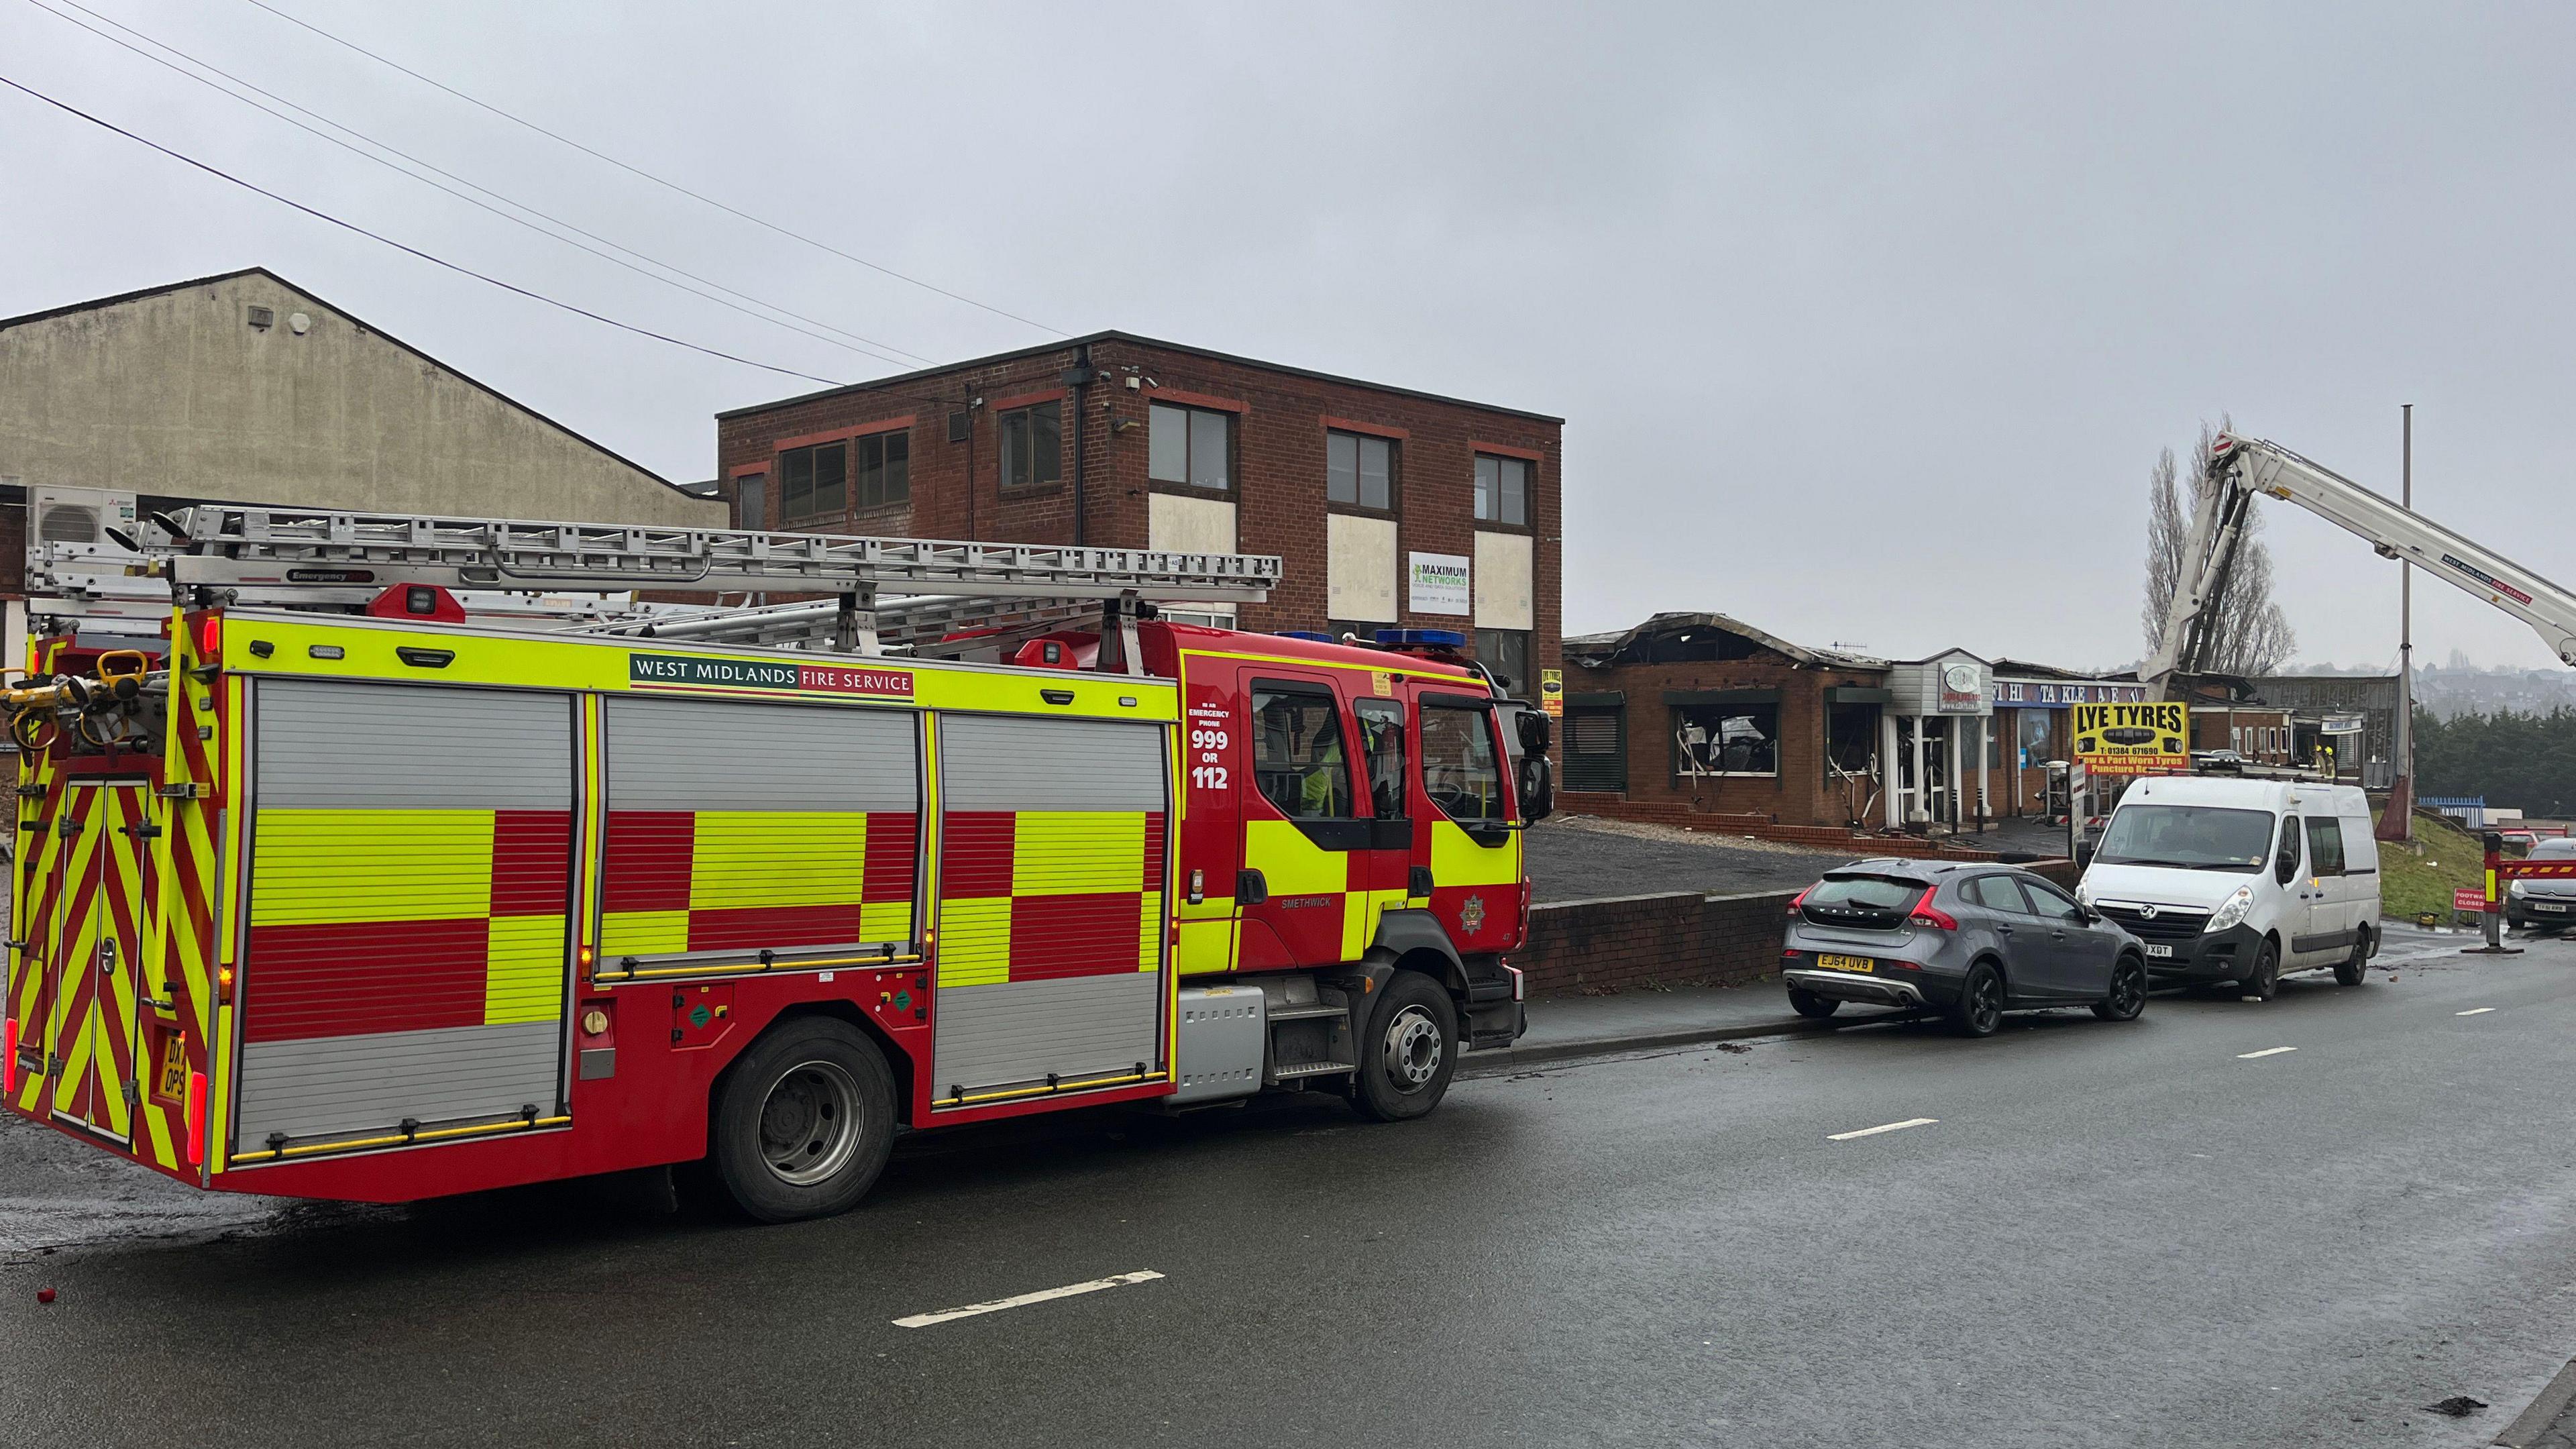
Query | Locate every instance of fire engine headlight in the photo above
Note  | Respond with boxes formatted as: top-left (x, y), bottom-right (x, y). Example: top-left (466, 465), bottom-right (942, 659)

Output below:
top-left (2205, 885), bottom-right (2254, 934)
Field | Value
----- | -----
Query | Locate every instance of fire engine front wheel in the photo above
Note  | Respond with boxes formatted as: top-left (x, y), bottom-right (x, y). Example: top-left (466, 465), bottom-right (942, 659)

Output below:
top-left (1350, 970), bottom-right (1459, 1123)
top-left (712, 1018), bottom-right (896, 1223)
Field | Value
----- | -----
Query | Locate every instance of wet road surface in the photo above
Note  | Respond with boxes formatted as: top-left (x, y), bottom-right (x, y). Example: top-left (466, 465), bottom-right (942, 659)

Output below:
top-left (7, 928), bottom-right (2576, 1447)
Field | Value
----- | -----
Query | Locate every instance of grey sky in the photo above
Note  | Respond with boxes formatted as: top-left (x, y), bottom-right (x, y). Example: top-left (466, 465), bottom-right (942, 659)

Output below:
top-left (5, 1), bottom-right (2573, 672)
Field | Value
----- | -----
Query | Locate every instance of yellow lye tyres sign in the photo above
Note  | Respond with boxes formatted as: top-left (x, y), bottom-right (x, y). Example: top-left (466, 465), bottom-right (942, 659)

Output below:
top-left (2072, 701), bottom-right (2189, 775)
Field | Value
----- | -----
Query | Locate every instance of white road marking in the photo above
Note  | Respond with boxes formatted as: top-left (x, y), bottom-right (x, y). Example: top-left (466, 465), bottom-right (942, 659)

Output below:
top-left (1828, 1117), bottom-right (1938, 1141)
top-left (894, 1270), bottom-right (1164, 1328)
top-left (2457, 1007), bottom-right (2497, 1016)
top-left (2237, 1046), bottom-right (2298, 1059)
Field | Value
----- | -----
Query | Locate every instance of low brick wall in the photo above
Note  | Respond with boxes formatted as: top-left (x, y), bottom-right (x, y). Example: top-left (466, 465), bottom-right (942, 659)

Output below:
top-left (1555, 792), bottom-right (2020, 861)
top-left (1515, 858), bottom-right (2079, 999)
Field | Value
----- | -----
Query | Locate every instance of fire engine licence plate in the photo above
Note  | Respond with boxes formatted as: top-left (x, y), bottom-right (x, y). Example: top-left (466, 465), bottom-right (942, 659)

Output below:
top-left (2144, 944), bottom-right (2174, 959)
top-left (1815, 955), bottom-right (1874, 973)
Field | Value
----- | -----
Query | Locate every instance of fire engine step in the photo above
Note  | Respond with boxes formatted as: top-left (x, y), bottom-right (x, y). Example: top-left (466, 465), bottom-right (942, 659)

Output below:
top-left (1263, 1002), bottom-right (1350, 1024)
top-left (1269, 1060), bottom-right (1358, 1081)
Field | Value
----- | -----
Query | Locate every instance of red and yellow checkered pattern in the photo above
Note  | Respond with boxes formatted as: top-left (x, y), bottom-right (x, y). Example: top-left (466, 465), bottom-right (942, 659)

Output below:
top-left (935, 810), bottom-right (1166, 987)
top-left (242, 808), bottom-right (572, 1040)
top-left (600, 810), bottom-right (917, 959)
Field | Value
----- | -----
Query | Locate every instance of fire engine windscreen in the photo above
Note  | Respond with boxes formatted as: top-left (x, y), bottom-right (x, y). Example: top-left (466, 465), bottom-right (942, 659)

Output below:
top-left (1421, 700), bottom-right (1507, 822)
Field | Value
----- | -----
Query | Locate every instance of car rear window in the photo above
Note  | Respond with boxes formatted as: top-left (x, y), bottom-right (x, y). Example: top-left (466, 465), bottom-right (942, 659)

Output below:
top-left (1805, 874), bottom-right (1925, 911)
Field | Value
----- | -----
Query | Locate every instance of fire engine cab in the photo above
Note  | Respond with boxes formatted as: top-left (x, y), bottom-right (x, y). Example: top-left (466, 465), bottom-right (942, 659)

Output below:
top-left (2, 507), bottom-right (1548, 1221)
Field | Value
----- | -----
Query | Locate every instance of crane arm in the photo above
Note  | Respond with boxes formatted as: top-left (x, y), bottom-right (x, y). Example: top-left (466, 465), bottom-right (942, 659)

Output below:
top-left (2143, 433), bottom-right (2576, 699)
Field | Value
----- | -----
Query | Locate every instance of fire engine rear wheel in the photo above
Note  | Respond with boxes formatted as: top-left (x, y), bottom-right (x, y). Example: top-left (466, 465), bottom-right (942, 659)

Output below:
top-left (711, 1018), bottom-right (895, 1224)
top-left (1350, 970), bottom-right (1458, 1123)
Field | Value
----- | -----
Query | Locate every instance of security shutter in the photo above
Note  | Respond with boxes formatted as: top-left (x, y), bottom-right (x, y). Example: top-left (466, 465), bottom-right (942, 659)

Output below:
top-left (933, 714), bottom-right (1169, 1103)
top-left (598, 697), bottom-right (920, 970)
top-left (235, 680), bottom-right (576, 1155)
top-left (1564, 706), bottom-right (1627, 792)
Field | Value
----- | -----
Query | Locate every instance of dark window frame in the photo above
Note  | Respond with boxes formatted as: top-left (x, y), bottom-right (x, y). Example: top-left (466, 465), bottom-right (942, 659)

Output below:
top-left (1326, 428), bottom-right (1399, 514)
top-left (1148, 400), bottom-right (1237, 495)
top-left (1671, 700), bottom-right (1781, 779)
top-left (998, 400), bottom-right (1063, 493)
top-left (776, 439), bottom-right (848, 526)
top-left (1474, 628), bottom-right (1532, 701)
top-left (1473, 451), bottom-right (1534, 530)
top-left (852, 426), bottom-right (910, 511)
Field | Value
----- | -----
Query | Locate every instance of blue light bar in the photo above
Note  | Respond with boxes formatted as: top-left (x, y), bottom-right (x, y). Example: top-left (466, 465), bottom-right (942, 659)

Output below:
top-left (1273, 630), bottom-right (1335, 643)
top-left (1375, 629), bottom-right (1467, 649)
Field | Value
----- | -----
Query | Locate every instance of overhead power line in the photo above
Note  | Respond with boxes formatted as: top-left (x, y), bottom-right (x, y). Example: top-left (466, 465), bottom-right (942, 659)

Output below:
top-left (0, 72), bottom-right (847, 386)
top-left (237, 0), bottom-right (1064, 339)
top-left (24, 0), bottom-right (928, 370)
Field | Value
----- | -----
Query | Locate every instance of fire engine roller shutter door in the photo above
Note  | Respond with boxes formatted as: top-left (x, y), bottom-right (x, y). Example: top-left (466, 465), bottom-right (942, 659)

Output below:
top-left (235, 680), bottom-right (575, 1155)
top-left (598, 698), bottom-right (920, 966)
top-left (934, 714), bottom-right (1169, 1099)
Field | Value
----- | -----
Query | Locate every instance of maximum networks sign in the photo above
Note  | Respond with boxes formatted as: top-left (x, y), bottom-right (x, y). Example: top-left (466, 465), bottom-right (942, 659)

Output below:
top-left (1407, 552), bottom-right (1470, 616)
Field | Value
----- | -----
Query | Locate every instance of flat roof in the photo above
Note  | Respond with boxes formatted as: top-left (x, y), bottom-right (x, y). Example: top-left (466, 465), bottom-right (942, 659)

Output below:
top-left (716, 329), bottom-right (1564, 426)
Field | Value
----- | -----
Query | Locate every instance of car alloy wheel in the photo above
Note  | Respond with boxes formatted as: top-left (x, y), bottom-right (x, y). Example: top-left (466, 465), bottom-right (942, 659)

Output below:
top-left (2094, 956), bottom-right (2147, 1020)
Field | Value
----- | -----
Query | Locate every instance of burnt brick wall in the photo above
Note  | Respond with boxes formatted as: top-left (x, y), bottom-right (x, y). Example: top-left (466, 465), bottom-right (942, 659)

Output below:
top-left (714, 337), bottom-right (1563, 684)
top-left (1564, 657), bottom-right (1884, 827)
top-left (1515, 858), bottom-right (2079, 1000)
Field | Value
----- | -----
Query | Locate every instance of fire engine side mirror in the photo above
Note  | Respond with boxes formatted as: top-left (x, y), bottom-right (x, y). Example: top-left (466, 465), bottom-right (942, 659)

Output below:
top-left (1518, 752), bottom-right (1555, 823)
top-left (1515, 709), bottom-right (1552, 755)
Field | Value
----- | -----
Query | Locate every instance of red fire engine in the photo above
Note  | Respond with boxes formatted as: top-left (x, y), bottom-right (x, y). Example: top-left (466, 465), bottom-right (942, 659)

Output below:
top-left (3, 508), bottom-right (1549, 1220)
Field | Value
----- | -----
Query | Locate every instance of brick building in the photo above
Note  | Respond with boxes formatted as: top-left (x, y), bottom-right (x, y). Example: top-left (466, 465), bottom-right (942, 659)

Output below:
top-left (714, 332), bottom-right (1562, 697)
top-left (1556, 613), bottom-right (1894, 830)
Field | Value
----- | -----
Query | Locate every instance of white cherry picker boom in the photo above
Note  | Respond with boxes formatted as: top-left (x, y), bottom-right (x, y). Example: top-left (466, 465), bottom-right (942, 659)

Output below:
top-left (2143, 432), bottom-right (2576, 701)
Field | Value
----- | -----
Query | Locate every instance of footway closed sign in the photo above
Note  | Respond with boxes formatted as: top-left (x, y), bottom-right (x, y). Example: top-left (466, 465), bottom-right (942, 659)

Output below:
top-left (2072, 702), bottom-right (2188, 775)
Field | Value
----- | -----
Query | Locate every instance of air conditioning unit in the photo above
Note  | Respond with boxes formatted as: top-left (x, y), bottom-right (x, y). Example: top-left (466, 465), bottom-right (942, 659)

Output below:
top-left (28, 486), bottom-right (160, 616)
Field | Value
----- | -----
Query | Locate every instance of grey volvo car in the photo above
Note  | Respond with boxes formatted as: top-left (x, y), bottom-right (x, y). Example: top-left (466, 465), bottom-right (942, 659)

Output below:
top-left (1780, 860), bottom-right (2150, 1036)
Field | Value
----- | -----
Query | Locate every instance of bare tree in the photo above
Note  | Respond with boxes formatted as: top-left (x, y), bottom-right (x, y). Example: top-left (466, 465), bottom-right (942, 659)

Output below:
top-left (2141, 417), bottom-right (2297, 677)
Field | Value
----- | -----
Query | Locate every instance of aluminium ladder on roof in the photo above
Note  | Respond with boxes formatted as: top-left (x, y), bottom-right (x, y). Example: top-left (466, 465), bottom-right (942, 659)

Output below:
top-left (121, 506), bottom-right (1281, 603)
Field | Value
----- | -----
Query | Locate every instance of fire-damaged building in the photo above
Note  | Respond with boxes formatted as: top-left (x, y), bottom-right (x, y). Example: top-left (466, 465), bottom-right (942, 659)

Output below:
top-left (1559, 614), bottom-right (2159, 835)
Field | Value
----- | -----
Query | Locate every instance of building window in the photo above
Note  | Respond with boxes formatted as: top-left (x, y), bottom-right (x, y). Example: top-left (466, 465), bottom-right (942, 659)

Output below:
top-left (1474, 453), bottom-right (1529, 526)
top-left (1150, 402), bottom-right (1232, 490)
top-left (1000, 401), bottom-right (1061, 490)
top-left (1328, 430), bottom-right (1394, 509)
top-left (1475, 629), bottom-right (1532, 699)
top-left (1673, 702), bottom-right (1779, 777)
top-left (856, 429), bottom-right (909, 509)
top-left (1162, 606), bottom-right (1236, 629)
top-left (779, 441), bottom-right (846, 524)
top-left (735, 473), bottom-right (767, 531)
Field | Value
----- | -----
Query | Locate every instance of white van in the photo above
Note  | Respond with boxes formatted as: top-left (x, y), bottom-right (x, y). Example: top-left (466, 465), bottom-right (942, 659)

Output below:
top-left (2074, 777), bottom-right (2380, 1000)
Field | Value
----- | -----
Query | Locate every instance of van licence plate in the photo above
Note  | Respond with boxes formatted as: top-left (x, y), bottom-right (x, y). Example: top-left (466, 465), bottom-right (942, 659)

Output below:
top-left (1815, 955), bottom-right (1874, 973)
top-left (2539, 903), bottom-right (2569, 914)
top-left (2143, 944), bottom-right (2174, 959)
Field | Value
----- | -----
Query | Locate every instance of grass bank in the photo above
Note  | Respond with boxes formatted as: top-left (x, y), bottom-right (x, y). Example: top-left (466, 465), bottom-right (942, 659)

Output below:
top-left (2377, 811), bottom-right (2488, 922)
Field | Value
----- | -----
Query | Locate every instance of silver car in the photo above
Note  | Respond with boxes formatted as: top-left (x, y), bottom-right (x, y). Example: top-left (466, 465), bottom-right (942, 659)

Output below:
top-left (1781, 860), bottom-right (2151, 1036)
top-left (2508, 838), bottom-right (2576, 930)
